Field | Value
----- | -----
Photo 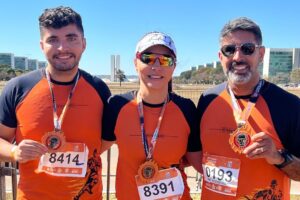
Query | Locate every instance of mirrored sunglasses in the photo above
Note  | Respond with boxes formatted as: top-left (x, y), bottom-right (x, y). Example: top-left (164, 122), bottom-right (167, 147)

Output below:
top-left (221, 43), bottom-right (261, 57)
top-left (136, 52), bottom-right (175, 67)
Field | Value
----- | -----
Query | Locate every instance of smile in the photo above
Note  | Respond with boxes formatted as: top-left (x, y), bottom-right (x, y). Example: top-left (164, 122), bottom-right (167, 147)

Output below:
top-left (148, 75), bottom-right (163, 79)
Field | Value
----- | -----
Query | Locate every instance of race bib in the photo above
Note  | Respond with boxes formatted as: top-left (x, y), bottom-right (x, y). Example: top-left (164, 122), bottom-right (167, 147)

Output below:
top-left (135, 168), bottom-right (184, 200)
top-left (202, 153), bottom-right (241, 196)
top-left (37, 143), bottom-right (89, 177)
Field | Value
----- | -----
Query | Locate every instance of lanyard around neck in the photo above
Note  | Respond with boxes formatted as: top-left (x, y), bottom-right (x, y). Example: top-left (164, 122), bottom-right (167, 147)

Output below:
top-left (45, 70), bottom-right (80, 131)
top-left (137, 92), bottom-right (168, 160)
top-left (228, 79), bottom-right (264, 127)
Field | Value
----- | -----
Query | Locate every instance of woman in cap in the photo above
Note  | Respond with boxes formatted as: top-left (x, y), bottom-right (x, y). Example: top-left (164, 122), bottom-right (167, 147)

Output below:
top-left (102, 31), bottom-right (201, 200)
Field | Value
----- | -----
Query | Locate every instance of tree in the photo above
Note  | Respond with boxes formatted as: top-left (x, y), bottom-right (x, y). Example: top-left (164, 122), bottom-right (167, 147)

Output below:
top-left (0, 64), bottom-right (28, 80)
top-left (180, 70), bottom-right (192, 80)
top-left (116, 69), bottom-right (126, 86)
top-left (0, 64), bottom-right (16, 80)
top-left (178, 66), bottom-right (226, 84)
top-left (290, 68), bottom-right (300, 84)
top-left (268, 72), bottom-right (290, 84)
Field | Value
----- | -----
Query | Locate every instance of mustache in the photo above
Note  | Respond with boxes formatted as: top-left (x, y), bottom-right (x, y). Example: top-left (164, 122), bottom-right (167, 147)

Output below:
top-left (53, 53), bottom-right (75, 58)
top-left (229, 61), bottom-right (248, 69)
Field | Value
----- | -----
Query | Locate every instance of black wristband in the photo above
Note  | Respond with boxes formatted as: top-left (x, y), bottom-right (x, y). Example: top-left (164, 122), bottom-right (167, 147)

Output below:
top-left (274, 149), bottom-right (293, 169)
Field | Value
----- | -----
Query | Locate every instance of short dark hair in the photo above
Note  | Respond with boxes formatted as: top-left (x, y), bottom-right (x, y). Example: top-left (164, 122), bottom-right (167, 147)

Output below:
top-left (220, 17), bottom-right (262, 45)
top-left (39, 6), bottom-right (84, 36)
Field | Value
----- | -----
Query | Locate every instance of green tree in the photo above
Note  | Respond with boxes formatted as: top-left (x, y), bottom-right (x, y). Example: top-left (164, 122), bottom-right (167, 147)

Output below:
top-left (290, 68), bottom-right (300, 84)
top-left (179, 70), bottom-right (192, 83)
top-left (0, 64), bottom-right (27, 80)
top-left (116, 69), bottom-right (126, 86)
top-left (0, 64), bottom-right (12, 70)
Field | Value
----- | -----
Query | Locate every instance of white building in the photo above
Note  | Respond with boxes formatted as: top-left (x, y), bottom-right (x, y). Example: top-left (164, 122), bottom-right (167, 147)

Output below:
top-left (111, 55), bottom-right (120, 82)
top-left (263, 48), bottom-right (300, 78)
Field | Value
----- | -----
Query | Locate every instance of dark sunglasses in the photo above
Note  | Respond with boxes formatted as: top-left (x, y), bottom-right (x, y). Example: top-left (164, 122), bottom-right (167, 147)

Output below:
top-left (221, 43), bottom-right (261, 57)
top-left (136, 52), bottom-right (175, 67)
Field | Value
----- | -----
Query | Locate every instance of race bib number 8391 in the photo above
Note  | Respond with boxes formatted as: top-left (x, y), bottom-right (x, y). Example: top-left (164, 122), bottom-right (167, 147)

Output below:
top-left (136, 168), bottom-right (184, 200)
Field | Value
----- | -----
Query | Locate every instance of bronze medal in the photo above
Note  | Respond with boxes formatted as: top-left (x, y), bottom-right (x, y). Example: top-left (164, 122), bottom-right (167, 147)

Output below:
top-left (41, 131), bottom-right (66, 152)
top-left (229, 124), bottom-right (253, 154)
top-left (137, 159), bottom-right (159, 183)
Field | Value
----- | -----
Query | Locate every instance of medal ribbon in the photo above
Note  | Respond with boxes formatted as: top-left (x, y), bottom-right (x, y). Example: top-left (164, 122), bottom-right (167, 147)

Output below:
top-left (228, 79), bottom-right (264, 127)
top-left (137, 92), bottom-right (168, 160)
top-left (45, 70), bottom-right (80, 131)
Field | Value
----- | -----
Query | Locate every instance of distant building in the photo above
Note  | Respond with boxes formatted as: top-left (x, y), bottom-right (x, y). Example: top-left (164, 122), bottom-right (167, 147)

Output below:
top-left (28, 59), bottom-right (38, 70)
top-left (38, 61), bottom-right (47, 69)
top-left (200, 61), bottom-right (221, 69)
top-left (191, 66), bottom-right (197, 71)
top-left (14, 56), bottom-right (28, 70)
top-left (204, 63), bottom-right (213, 68)
top-left (213, 61), bottom-right (221, 68)
top-left (293, 48), bottom-right (300, 69)
top-left (263, 48), bottom-right (300, 78)
top-left (0, 53), bottom-right (14, 68)
top-left (197, 65), bottom-right (205, 70)
top-left (111, 55), bottom-right (120, 82)
top-left (0, 52), bottom-right (46, 71)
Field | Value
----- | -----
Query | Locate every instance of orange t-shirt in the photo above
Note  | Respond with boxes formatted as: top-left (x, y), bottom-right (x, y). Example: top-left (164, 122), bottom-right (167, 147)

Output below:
top-left (103, 91), bottom-right (200, 200)
top-left (197, 81), bottom-right (300, 200)
top-left (0, 69), bottom-right (111, 200)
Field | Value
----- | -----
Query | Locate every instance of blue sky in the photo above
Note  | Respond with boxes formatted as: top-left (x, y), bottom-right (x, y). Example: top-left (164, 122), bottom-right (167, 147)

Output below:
top-left (1, 0), bottom-right (299, 76)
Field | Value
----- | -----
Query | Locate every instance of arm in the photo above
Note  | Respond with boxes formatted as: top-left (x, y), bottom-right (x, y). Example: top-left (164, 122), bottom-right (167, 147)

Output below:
top-left (280, 156), bottom-right (300, 181)
top-left (185, 151), bottom-right (203, 174)
top-left (0, 123), bottom-right (47, 163)
top-left (0, 123), bottom-right (17, 161)
top-left (243, 132), bottom-right (300, 181)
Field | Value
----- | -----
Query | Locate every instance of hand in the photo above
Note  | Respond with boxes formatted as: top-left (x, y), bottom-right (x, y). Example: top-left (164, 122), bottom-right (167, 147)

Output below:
top-left (13, 139), bottom-right (48, 163)
top-left (242, 132), bottom-right (284, 165)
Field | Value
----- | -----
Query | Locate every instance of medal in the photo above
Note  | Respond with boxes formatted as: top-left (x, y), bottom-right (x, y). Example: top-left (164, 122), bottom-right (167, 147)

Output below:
top-left (137, 159), bottom-right (159, 183)
top-left (136, 91), bottom-right (168, 183)
top-left (43, 70), bottom-right (80, 152)
top-left (227, 80), bottom-right (264, 154)
top-left (229, 123), bottom-right (253, 154)
top-left (41, 131), bottom-right (66, 152)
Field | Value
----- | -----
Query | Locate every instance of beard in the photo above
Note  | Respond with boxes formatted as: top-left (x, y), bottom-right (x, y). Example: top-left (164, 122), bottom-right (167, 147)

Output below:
top-left (52, 61), bottom-right (79, 71)
top-left (226, 61), bottom-right (252, 85)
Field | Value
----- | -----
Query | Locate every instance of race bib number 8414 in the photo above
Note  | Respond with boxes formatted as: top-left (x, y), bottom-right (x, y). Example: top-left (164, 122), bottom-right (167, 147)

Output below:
top-left (37, 143), bottom-right (88, 177)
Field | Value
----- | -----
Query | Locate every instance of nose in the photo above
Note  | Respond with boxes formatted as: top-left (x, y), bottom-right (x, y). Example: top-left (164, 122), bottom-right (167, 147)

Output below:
top-left (232, 47), bottom-right (243, 61)
top-left (57, 40), bottom-right (70, 51)
top-left (151, 58), bottom-right (161, 68)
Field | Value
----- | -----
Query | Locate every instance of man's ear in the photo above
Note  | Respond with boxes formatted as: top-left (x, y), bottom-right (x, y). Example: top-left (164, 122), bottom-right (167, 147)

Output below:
top-left (82, 37), bottom-right (86, 51)
top-left (134, 58), bottom-right (138, 72)
top-left (259, 46), bottom-right (265, 63)
top-left (40, 40), bottom-right (44, 50)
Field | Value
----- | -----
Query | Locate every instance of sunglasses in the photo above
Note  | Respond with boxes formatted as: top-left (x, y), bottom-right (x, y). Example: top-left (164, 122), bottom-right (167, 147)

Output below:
top-left (221, 43), bottom-right (261, 57)
top-left (136, 52), bottom-right (175, 67)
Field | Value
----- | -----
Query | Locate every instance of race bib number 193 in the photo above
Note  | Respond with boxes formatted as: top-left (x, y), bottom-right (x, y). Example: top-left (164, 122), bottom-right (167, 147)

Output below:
top-left (202, 153), bottom-right (241, 196)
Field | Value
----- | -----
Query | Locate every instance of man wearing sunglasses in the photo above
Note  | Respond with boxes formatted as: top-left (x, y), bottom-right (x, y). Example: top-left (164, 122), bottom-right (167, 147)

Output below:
top-left (196, 17), bottom-right (300, 199)
top-left (102, 31), bottom-right (201, 199)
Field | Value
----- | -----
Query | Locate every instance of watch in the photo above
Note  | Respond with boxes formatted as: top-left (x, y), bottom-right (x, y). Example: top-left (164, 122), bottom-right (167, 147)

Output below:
top-left (274, 149), bottom-right (294, 169)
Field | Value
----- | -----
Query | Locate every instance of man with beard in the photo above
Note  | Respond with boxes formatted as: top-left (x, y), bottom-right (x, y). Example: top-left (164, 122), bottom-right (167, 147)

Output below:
top-left (0, 6), bottom-right (111, 199)
top-left (195, 17), bottom-right (300, 199)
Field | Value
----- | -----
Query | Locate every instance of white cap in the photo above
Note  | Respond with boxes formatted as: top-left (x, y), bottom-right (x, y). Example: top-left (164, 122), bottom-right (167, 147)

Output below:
top-left (135, 32), bottom-right (177, 57)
